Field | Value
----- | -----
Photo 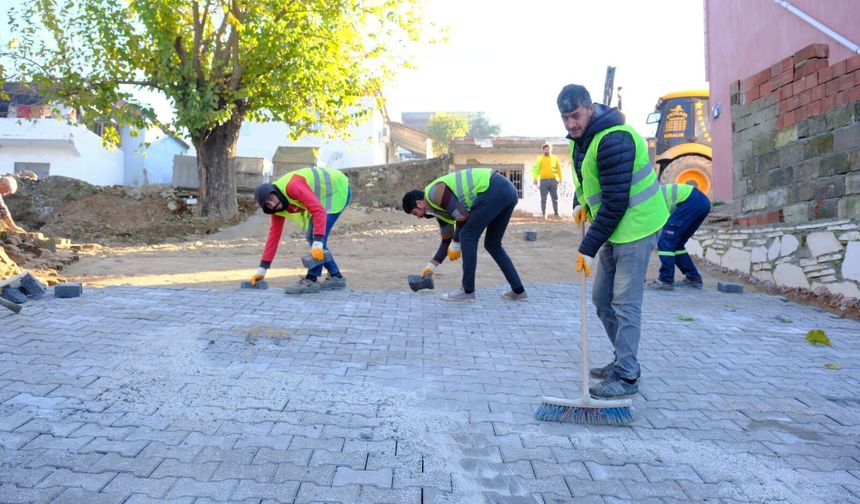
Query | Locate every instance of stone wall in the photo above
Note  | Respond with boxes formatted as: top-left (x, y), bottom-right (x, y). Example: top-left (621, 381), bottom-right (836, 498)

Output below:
top-left (731, 44), bottom-right (860, 224)
top-left (690, 218), bottom-right (860, 301)
top-left (341, 156), bottom-right (449, 209)
top-left (172, 155), bottom-right (269, 192)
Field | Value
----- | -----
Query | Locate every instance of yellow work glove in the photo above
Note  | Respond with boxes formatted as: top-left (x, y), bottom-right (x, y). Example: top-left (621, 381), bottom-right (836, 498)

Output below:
top-left (421, 262), bottom-right (436, 278)
top-left (447, 241), bottom-right (461, 261)
top-left (310, 240), bottom-right (325, 261)
top-left (573, 205), bottom-right (587, 226)
top-left (251, 267), bottom-right (267, 286)
top-left (576, 253), bottom-right (593, 277)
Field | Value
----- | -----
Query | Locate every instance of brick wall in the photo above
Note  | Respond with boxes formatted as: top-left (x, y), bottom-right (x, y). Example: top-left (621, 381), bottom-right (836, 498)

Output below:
top-left (731, 43), bottom-right (860, 224)
top-left (340, 156), bottom-right (449, 209)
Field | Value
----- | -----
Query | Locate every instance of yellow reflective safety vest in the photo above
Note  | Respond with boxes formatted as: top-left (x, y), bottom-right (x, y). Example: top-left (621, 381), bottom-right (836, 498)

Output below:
top-left (570, 125), bottom-right (668, 243)
top-left (660, 183), bottom-right (694, 213)
top-left (272, 167), bottom-right (349, 229)
top-left (424, 168), bottom-right (493, 225)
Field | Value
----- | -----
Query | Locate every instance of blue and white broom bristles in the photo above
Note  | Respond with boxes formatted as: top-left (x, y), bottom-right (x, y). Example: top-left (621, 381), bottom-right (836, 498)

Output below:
top-left (535, 402), bottom-right (634, 425)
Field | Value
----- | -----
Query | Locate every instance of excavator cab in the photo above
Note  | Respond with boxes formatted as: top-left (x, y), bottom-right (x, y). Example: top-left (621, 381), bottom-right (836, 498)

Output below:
top-left (646, 90), bottom-right (712, 196)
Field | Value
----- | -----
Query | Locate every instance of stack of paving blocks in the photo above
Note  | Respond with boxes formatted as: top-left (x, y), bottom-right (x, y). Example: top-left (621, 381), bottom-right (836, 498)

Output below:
top-left (0, 273), bottom-right (47, 304)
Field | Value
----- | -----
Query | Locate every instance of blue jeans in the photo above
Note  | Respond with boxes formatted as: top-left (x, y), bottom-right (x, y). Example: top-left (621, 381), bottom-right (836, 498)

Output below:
top-left (592, 232), bottom-right (657, 381)
top-left (304, 188), bottom-right (352, 279)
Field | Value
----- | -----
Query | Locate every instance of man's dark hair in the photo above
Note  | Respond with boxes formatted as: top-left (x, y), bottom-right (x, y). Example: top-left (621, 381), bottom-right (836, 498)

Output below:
top-left (402, 189), bottom-right (424, 214)
top-left (557, 84), bottom-right (592, 113)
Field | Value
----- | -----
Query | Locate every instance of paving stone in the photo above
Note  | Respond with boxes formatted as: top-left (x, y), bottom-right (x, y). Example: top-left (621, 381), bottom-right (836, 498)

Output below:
top-left (163, 477), bottom-right (238, 499)
top-left (333, 466), bottom-right (392, 488)
top-left (48, 488), bottom-right (128, 504)
top-left (0, 283), bottom-right (856, 503)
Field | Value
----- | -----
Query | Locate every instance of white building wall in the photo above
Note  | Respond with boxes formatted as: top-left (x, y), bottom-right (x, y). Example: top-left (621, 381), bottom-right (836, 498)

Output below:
top-left (142, 137), bottom-right (188, 185)
top-left (235, 102), bottom-right (387, 169)
top-left (0, 118), bottom-right (124, 185)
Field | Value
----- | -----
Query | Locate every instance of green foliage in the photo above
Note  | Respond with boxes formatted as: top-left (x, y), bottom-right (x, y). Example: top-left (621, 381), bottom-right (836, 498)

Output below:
top-left (4, 0), bottom-right (433, 140)
top-left (468, 115), bottom-right (501, 137)
top-left (2, 0), bottom-right (435, 217)
top-left (805, 329), bottom-right (831, 347)
top-left (426, 112), bottom-right (469, 155)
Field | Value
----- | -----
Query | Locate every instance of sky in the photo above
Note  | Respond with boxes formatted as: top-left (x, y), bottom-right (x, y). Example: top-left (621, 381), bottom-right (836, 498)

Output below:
top-left (0, 0), bottom-right (707, 139)
top-left (384, 0), bottom-right (708, 138)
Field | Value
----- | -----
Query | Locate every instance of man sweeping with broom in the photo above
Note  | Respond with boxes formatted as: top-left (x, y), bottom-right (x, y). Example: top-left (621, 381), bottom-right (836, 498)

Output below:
top-left (537, 84), bottom-right (668, 424)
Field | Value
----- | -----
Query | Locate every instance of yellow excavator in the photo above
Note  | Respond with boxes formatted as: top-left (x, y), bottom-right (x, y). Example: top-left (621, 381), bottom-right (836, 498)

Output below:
top-left (646, 90), bottom-right (712, 196)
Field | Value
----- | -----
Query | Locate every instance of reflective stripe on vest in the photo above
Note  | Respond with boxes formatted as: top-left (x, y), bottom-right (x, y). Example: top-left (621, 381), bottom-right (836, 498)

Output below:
top-left (424, 168), bottom-right (493, 221)
top-left (660, 183), bottom-right (693, 213)
top-left (586, 162), bottom-right (659, 208)
top-left (308, 167), bottom-right (334, 212)
top-left (272, 167), bottom-right (349, 228)
top-left (570, 124), bottom-right (668, 244)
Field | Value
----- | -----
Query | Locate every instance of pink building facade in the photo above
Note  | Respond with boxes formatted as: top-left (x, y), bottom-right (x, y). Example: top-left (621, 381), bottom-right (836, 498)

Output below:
top-left (704, 0), bottom-right (857, 202)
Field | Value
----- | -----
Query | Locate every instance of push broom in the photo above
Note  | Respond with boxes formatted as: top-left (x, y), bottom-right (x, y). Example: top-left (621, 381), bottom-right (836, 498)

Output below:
top-left (535, 221), bottom-right (634, 425)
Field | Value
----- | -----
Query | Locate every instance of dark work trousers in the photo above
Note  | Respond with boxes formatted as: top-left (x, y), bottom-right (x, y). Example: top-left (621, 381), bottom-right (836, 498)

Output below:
top-left (657, 189), bottom-right (711, 284)
top-left (539, 178), bottom-right (559, 216)
top-left (459, 174), bottom-right (523, 293)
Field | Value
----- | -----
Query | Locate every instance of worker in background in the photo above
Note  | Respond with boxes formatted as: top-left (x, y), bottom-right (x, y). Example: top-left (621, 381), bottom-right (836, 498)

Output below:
top-left (251, 167), bottom-right (351, 294)
top-left (401, 168), bottom-right (527, 301)
top-left (559, 83), bottom-right (669, 400)
top-left (531, 142), bottom-right (563, 219)
top-left (650, 184), bottom-right (711, 290)
top-left (0, 175), bottom-right (26, 234)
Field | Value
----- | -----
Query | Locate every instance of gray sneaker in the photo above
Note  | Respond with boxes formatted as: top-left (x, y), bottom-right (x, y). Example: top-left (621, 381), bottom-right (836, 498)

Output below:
top-left (678, 278), bottom-right (703, 289)
top-left (284, 277), bottom-right (320, 295)
top-left (320, 275), bottom-right (347, 290)
top-left (501, 290), bottom-right (528, 301)
top-left (589, 362), bottom-right (615, 379)
top-left (441, 287), bottom-right (475, 301)
top-left (648, 280), bottom-right (674, 291)
top-left (589, 376), bottom-right (639, 399)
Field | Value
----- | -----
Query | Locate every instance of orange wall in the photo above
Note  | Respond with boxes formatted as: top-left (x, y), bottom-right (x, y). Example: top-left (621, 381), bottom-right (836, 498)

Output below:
top-left (704, 0), bottom-right (857, 202)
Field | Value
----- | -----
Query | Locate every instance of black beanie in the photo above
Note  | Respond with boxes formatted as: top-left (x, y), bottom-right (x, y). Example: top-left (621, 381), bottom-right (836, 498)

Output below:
top-left (255, 183), bottom-right (277, 213)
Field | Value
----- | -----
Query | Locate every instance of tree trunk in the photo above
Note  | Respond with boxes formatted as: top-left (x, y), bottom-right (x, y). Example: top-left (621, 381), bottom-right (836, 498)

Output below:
top-left (193, 110), bottom-right (245, 219)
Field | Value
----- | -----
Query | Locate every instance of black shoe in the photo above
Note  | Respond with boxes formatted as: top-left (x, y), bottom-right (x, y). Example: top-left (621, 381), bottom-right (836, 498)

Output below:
top-left (678, 278), bottom-right (703, 289)
top-left (589, 363), bottom-right (614, 379)
top-left (647, 280), bottom-right (674, 291)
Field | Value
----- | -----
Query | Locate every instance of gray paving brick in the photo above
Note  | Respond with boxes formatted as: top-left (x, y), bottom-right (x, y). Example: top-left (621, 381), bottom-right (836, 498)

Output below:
top-left (210, 461), bottom-right (276, 483)
top-left (163, 477), bottom-right (238, 499)
top-left (230, 479), bottom-right (300, 501)
top-left (123, 494), bottom-right (194, 504)
top-left (0, 283), bottom-right (856, 503)
top-left (294, 482), bottom-right (361, 503)
top-left (101, 473), bottom-right (176, 498)
top-left (35, 467), bottom-right (117, 492)
top-left (333, 466), bottom-right (392, 488)
top-left (0, 466), bottom-right (53, 488)
top-left (150, 459), bottom-right (219, 480)
top-left (48, 488), bottom-right (128, 504)
top-left (0, 483), bottom-right (61, 504)
top-left (271, 462), bottom-right (336, 486)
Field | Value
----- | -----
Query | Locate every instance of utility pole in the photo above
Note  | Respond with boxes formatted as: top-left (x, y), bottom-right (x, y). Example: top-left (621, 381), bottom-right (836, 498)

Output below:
top-left (603, 66), bottom-right (616, 106)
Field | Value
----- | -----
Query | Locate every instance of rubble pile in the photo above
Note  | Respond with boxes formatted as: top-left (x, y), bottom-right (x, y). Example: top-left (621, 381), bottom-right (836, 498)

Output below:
top-left (1, 231), bottom-right (85, 285)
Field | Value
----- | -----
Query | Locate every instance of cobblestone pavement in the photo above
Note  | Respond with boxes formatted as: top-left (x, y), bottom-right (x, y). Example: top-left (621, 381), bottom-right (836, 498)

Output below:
top-left (1, 282), bottom-right (858, 504)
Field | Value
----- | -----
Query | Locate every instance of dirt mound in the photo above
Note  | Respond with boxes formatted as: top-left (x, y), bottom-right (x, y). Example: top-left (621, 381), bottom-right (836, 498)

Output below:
top-left (7, 176), bottom-right (257, 246)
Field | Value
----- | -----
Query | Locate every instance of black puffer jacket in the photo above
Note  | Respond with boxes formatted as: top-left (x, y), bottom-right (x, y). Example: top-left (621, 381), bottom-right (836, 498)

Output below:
top-left (569, 104), bottom-right (636, 257)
